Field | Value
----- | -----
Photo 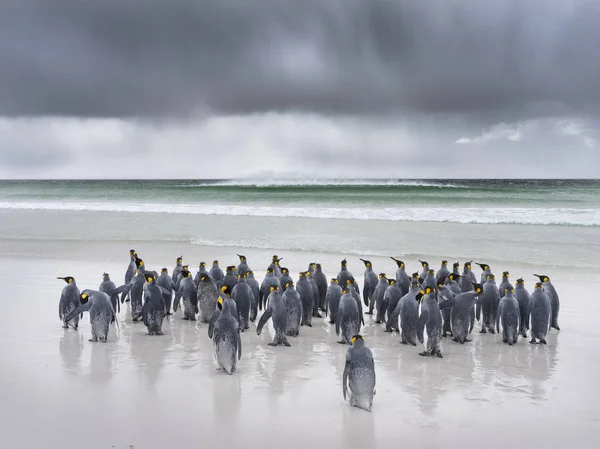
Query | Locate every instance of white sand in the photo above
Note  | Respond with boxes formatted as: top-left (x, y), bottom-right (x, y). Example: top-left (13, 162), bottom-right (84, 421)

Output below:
top-left (1, 249), bottom-right (599, 449)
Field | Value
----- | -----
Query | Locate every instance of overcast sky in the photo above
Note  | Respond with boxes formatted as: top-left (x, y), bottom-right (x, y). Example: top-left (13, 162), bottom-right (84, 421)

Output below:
top-left (1, 0), bottom-right (599, 179)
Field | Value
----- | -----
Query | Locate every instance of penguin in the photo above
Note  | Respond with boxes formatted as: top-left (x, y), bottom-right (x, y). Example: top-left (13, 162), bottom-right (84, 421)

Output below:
top-left (197, 272), bottom-right (219, 323)
top-left (452, 262), bottom-right (461, 276)
top-left (212, 297), bottom-right (242, 374)
top-left (336, 287), bottom-right (360, 344)
top-left (157, 268), bottom-right (174, 315)
top-left (528, 282), bottom-right (551, 344)
top-left (209, 260), bottom-right (224, 287)
top-left (422, 269), bottom-right (437, 290)
top-left (459, 261), bottom-right (476, 292)
top-left (173, 264), bottom-right (190, 291)
top-left (418, 260), bottom-right (429, 283)
top-left (58, 276), bottom-right (80, 330)
top-left (372, 273), bottom-right (389, 321)
top-left (208, 287), bottom-right (240, 338)
top-left (279, 267), bottom-right (292, 293)
top-left (480, 275), bottom-right (500, 334)
top-left (444, 273), bottom-right (462, 295)
top-left (436, 279), bottom-right (456, 338)
top-left (172, 256), bottom-right (183, 284)
top-left (390, 257), bottom-right (411, 296)
top-left (245, 271), bottom-right (261, 321)
top-left (534, 274), bottom-right (560, 331)
top-left (436, 260), bottom-right (450, 283)
top-left (498, 271), bottom-right (513, 299)
top-left (387, 281), bottom-right (422, 345)
top-left (222, 266), bottom-right (238, 295)
top-left (173, 269), bottom-right (198, 320)
top-left (325, 278), bottom-right (343, 325)
top-left (360, 258), bottom-right (379, 310)
top-left (268, 255), bottom-right (283, 277)
top-left (514, 278), bottom-right (531, 337)
top-left (231, 272), bottom-right (253, 331)
top-left (259, 268), bottom-right (281, 311)
top-left (99, 272), bottom-right (120, 322)
top-left (382, 278), bottom-right (403, 332)
top-left (307, 270), bottom-right (322, 318)
top-left (496, 288), bottom-right (520, 345)
top-left (477, 263), bottom-right (493, 284)
top-left (282, 280), bottom-right (302, 337)
top-left (437, 283), bottom-right (483, 344)
top-left (307, 262), bottom-right (316, 274)
top-left (193, 262), bottom-right (210, 288)
top-left (410, 271), bottom-right (422, 287)
top-left (257, 285), bottom-right (290, 347)
top-left (345, 277), bottom-right (365, 331)
top-left (313, 263), bottom-right (328, 313)
top-left (296, 271), bottom-right (314, 327)
top-left (236, 254), bottom-right (250, 276)
top-left (417, 286), bottom-right (444, 358)
top-left (121, 259), bottom-right (146, 321)
top-left (64, 290), bottom-right (116, 342)
top-left (342, 335), bottom-right (376, 412)
top-left (336, 258), bottom-right (353, 290)
top-left (141, 272), bottom-right (166, 335)
top-left (122, 249), bottom-right (136, 303)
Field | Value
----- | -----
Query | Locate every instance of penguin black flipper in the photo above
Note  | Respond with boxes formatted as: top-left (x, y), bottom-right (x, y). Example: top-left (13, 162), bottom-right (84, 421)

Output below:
top-left (342, 356), bottom-right (350, 401)
top-left (335, 310), bottom-right (341, 336)
top-left (115, 283), bottom-right (132, 303)
top-left (237, 330), bottom-right (242, 360)
top-left (476, 303), bottom-right (481, 321)
top-left (438, 299), bottom-right (455, 310)
top-left (256, 308), bottom-right (272, 336)
top-left (208, 311), bottom-right (219, 339)
top-left (362, 285), bottom-right (369, 308)
top-left (417, 310), bottom-right (429, 344)
top-left (64, 301), bottom-right (92, 323)
top-left (173, 287), bottom-right (183, 312)
top-left (142, 299), bottom-right (150, 327)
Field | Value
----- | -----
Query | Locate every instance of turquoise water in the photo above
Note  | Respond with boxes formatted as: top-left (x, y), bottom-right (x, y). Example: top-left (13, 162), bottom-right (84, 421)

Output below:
top-left (0, 179), bottom-right (599, 226)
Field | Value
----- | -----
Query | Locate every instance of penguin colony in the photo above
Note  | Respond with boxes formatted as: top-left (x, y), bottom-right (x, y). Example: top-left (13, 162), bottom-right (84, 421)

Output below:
top-left (58, 251), bottom-right (560, 412)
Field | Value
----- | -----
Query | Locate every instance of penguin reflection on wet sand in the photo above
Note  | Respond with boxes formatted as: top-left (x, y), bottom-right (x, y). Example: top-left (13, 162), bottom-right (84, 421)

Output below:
top-left (343, 335), bottom-right (376, 412)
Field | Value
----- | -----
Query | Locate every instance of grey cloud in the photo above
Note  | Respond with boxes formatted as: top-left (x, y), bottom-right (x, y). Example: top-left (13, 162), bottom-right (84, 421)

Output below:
top-left (1, 0), bottom-right (599, 119)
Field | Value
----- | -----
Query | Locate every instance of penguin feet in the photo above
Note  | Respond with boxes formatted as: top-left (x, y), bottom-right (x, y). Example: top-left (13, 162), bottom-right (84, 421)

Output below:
top-left (62, 324), bottom-right (69, 329)
top-left (182, 317), bottom-right (189, 321)
top-left (328, 320), bottom-right (335, 324)
top-left (365, 312), bottom-right (373, 315)
top-left (480, 328), bottom-right (487, 334)
top-left (375, 320), bottom-right (381, 324)
top-left (244, 325), bottom-right (250, 330)
top-left (337, 341), bottom-right (347, 345)
top-left (411, 342), bottom-right (417, 346)
top-left (400, 340), bottom-right (407, 344)
top-left (418, 351), bottom-right (429, 357)
top-left (313, 312), bottom-right (322, 318)
top-left (464, 338), bottom-right (472, 343)
top-left (435, 351), bottom-right (443, 358)
top-left (125, 299), bottom-right (131, 302)
top-left (74, 325), bottom-right (78, 331)
top-left (508, 341), bottom-right (513, 346)
top-left (529, 339), bottom-right (538, 344)
top-left (89, 337), bottom-right (98, 342)
top-left (488, 329), bottom-right (496, 335)
top-left (267, 342), bottom-right (278, 347)
top-left (552, 325), bottom-right (561, 331)
top-left (539, 339), bottom-right (547, 345)
top-left (282, 340), bottom-right (291, 347)
top-left (384, 329), bottom-right (392, 333)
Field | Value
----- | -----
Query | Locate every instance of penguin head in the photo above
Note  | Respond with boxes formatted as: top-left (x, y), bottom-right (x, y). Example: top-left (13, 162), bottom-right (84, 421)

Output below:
top-left (199, 262), bottom-right (206, 268)
top-left (330, 278), bottom-right (338, 284)
top-left (437, 280), bottom-right (445, 288)
top-left (315, 263), bottom-right (322, 269)
top-left (220, 285), bottom-right (231, 296)
top-left (129, 249), bottom-right (136, 255)
top-left (286, 281), bottom-right (294, 288)
top-left (181, 269), bottom-right (191, 278)
top-left (486, 275), bottom-right (495, 281)
top-left (276, 257), bottom-right (283, 264)
top-left (342, 287), bottom-right (350, 294)
top-left (182, 265), bottom-right (189, 271)
top-left (534, 282), bottom-right (544, 289)
top-left (419, 260), bottom-right (428, 267)
top-left (270, 285), bottom-right (280, 292)
top-left (502, 271), bottom-right (510, 278)
top-left (410, 279), bottom-right (421, 289)
top-left (424, 286), bottom-right (436, 295)
top-left (145, 273), bottom-right (156, 283)
top-left (391, 257), bottom-right (405, 268)
top-left (226, 266), bottom-right (236, 272)
top-left (247, 271), bottom-right (254, 277)
top-left (351, 335), bottom-right (364, 345)
top-left (427, 269), bottom-right (435, 275)
top-left (341, 258), bottom-right (347, 267)
top-left (237, 273), bottom-right (244, 280)
top-left (281, 267), bottom-right (289, 274)
top-left (299, 272), bottom-right (305, 278)
top-left (448, 273), bottom-right (460, 281)
top-left (534, 274), bottom-right (550, 283)
top-left (266, 268), bottom-right (275, 274)
top-left (57, 276), bottom-right (75, 284)
top-left (477, 263), bottom-right (490, 271)
top-left (505, 287), bottom-right (514, 295)
top-left (304, 271), bottom-right (311, 277)
top-left (389, 279), bottom-right (397, 285)
top-left (176, 256), bottom-right (183, 263)
top-left (453, 262), bottom-right (460, 269)
top-left (80, 292), bottom-right (90, 305)
top-left (360, 258), bottom-right (372, 268)
top-left (378, 273), bottom-right (387, 279)
top-left (516, 278), bottom-right (524, 285)
top-left (272, 255), bottom-right (279, 262)
top-left (213, 260), bottom-right (219, 266)
top-left (472, 283), bottom-right (483, 294)
top-left (465, 261), bottom-right (472, 269)
top-left (441, 260), bottom-right (448, 266)
top-left (416, 289), bottom-right (425, 301)
top-left (102, 272), bottom-right (110, 280)
top-left (200, 274), bottom-right (209, 282)
top-left (345, 279), bottom-right (352, 286)
top-left (217, 297), bottom-right (224, 311)
top-left (136, 258), bottom-right (144, 268)
top-left (161, 267), bottom-right (169, 273)
top-left (411, 272), bottom-right (419, 279)
top-left (237, 254), bottom-right (246, 261)
top-left (310, 262), bottom-right (317, 269)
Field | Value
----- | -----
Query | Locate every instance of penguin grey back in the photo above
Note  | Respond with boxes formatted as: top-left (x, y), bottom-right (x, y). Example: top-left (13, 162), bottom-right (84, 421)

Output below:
top-left (342, 336), bottom-right (376, 412)
top-left (535, 274), bottom-right (560, 331)
top-left (58, 276), bottom-right (80, 330)
top-left (529, 283), bottom-right (551, 344)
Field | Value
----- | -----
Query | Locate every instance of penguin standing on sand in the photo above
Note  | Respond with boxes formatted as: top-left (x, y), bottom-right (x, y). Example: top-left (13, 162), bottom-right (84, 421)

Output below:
top-left (337, 259), bottom-right (354, 290)
top-left (314, 263), bottom-right (328, 313)
top-left (480, 275), bottom-right (500, 333)
top-left (212, 297), bottom-right (242, 374)
top-left (383, 279), bottom-right (403, 331)
top-left (268, 255), bottom-right (283, 277)
top-left (222, 266), bottom-right (238, 294)
top-left (452, 262), bottom-right (460, 276)
top-left (438, 283), bottom-right (483, 344)
top-left (296, 271), bottom-right (314, 327)
top-left (208, 287), bottom-right (239, 338)
top-left (122, 259), bottom-right (146, 321)
top-left (236, 254), bottom-right (250, 276)
top-left (157, 268), bottom-right (174, 315)
top-left (307, 270), bottom-right (322, 318)
top-left (436, 261), bottom-right (450, 283)
top-left (99, 273), bottom-right (120, 322)
top-left (209, 260), bottom-right (225, 287)
top-left (336, 287), bottom-right (360, 344)
top-left (343, 335), bottom-right (376, 412)
top-left (122, 249), bottom-right (136, 303)
top-left (193, 262), bottom-right (210, 288)
top-left (172, 256), bottom-right (183, 284)
top-left (422, 269), bottom-right (437, 290)
top-left (282, 281), bottom-right (302, 337)
top-left (245, 271), bottom-right (261, 321)
top-left (260, 268), bottom-right (281, 311)
top-left (459, 261), bottom-right (476, 292)
top-left (372, 273), bottom-right (389, 320)
top-left (528, 282), bottom-right (551, 344)
top-left (257, 285), bottom-right (290, 347)
top-left (360, 259), bottom-right (379, 310)
top-left (514, 278), bottom-right (531, 337)
top-left (58, 276), bottom-right (80, 330)
top-left (477, 263), bottom-right (493, 284)
top-left (436, 279), bottom-right (456, 337)
top-left (417, 286), bottom-right (444, 358)
top-left (391, 258), bottom-right (410, 295)
top-left (142, 272), bottom-right (166, 335)
top-left (279, 267), bottom-right (292, 293)
top-left (498, 271), bottom-right (513, 298)
top-left (534, 274), bottom-right (560, 331)
top-left (231, 273), bottom-right (253, 331)
top-left (387, 280), bottom-right (422, 344)
top-left (197, 273), bottom-right (219, 323)
top-left (325, 278), bottom-right (343, 324)
top-left (418, 260), bottom-right (429, 283)
top-left (346, 278), bottom-right (365, 331)
top-left (173, 268), bottom-right (198, 321)
top-left (496, 288), bottom-right (520, 345)
top-left (64, 290), bottom-right (116, 342)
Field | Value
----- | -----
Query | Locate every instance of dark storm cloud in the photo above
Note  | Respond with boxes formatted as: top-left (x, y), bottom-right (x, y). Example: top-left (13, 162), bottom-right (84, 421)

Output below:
top-left (1, 0), bottom-right (599, 119)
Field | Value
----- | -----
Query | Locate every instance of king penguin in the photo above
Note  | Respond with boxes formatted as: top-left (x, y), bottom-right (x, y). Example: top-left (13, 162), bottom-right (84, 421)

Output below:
top-left (209, 260), bottom-right (225, 287)
top-left (99, 273), bottom-right (120, 322)
top-left (498, 271), bottom-right (513, 298)
top-left (58, 276), bottom-right (80, 330)
top-left (325, 278), bottom-right (343, 325)
top-left (514, 278), bottom-right (531, 337)
top-left (436, 260), bottom-right (450, 283)
top-left (282, 280), bottom-right (303, 337)
top-left (360, 258), bottom-right (379, 311)
top-left (528, 282), bottom-right (551, 344)
top-left (534, 274), bottom-right (560, 331)
top-left (257, 285), bottom-right (290, 347)
top-left (64, 290), bottom-right (117, 343)
top-left (343, 335), bottom-right (376, 412)
top-left (496, 287), bottom-right (520, 345)
top-left (391, 257), bottom-right (410, 296)
top-left (417, 286), bottom-right (444, 358)
top-left (212, 297), bottom-right (242, 374)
